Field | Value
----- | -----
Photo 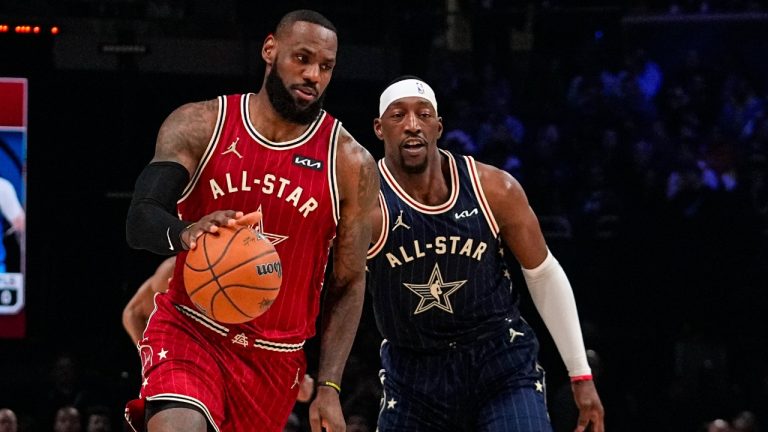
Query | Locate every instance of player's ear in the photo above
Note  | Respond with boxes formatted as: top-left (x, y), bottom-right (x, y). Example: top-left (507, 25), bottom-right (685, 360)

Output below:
top-left (262, 33), bottom-right (276, 66)
top-left (373, 118), bottom-right (384, 141)
top-left (436, 117), bottom-right (444, 139)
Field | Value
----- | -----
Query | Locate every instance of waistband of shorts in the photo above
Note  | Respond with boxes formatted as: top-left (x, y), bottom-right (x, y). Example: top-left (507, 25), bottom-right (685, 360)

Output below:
top-left (392, 317), bottom-right (523, 354)
top-left (172, 303), bottom-right (305, 353)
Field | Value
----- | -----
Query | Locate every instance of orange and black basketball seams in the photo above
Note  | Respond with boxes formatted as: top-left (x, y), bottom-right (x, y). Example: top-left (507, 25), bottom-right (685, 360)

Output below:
top-left (184, 226), bottom-right (282, 324)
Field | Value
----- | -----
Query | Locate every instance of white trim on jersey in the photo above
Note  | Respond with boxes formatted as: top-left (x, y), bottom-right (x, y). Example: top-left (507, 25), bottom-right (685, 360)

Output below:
top-left (464, 155), bottom-right (500, 235)
top-left (241, 93), bottom-right (327, 150)
top-left (252, 338), bottom-right (305, 352)
top-left (377, 149), bottom-right (460, 215)
top-left (366, 192), bottom-right (389, 259)
top-left (144, 394), bottom-right (220, 432)
top-left (327, 120), bottom-right (341, 226)
top-left (174, 304), bottom-right (230, 336)
top-left (178, 95), bottom-right (227, 204)
top-left (138, 292), bottom-right (162, 345)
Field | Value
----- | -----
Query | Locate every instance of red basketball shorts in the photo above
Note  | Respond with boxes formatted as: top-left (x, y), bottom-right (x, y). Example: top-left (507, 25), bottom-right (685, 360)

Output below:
top-left (124, 293), bottom-right (306, 432)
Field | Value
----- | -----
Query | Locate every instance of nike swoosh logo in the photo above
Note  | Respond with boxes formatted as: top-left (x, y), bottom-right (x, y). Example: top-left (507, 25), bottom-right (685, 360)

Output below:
top-left (166, 227), bottom-right (174, 251)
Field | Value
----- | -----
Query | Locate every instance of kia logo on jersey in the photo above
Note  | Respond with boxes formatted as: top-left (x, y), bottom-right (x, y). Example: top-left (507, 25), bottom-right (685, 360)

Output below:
top-left (293, 155), bottom-right (323, 171)
top-left (454, 208), bottom-right (478, 219)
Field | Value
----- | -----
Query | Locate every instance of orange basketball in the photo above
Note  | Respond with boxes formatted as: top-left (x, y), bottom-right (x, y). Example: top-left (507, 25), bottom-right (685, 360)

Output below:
top-left (183, 225), bottom-right (282, 324)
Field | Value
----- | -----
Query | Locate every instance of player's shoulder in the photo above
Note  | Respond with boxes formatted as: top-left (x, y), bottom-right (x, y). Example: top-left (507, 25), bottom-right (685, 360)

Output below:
top-left (336, 125), bottom-right (376, 169)
top-left (154, 98), bottom-right (220, 162)
top-left (159, 98), bottom-right (219, 139)
top-left (471, 158), bottom-right (526, 203)
top-left (169, 98), bottom-right (219, 123)
top-left (334, 126), bottom-right (379, 200)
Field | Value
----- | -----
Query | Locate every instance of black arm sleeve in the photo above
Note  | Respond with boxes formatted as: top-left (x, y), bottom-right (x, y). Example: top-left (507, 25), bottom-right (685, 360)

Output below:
top-left (125, 161), bottom-right (191, 255)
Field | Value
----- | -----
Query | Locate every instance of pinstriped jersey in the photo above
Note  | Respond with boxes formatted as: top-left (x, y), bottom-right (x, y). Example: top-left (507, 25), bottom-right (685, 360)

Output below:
top-left (169, 93), bottom-right (341, 343)
top-left (367, 150), bottom-right (518, 351)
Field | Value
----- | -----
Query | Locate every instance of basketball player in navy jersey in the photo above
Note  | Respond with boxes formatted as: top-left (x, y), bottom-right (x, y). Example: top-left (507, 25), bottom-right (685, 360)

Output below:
top-left (124, 10), bottom-right (378, 432)
top-left (366, 77), bottom-right (604, 431)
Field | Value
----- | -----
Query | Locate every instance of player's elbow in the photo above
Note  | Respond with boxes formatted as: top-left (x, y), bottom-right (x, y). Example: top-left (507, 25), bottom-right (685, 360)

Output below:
top-left (125, 201), bottom-right (157, 250)
top-left (125, 204), bottom-right (145, 249)
top-left (122, 302), bottom-right (145, 340)
top-left (329, 271), bottom-right (366, 299)
top-left (122, 304), bottom-right (137, 332)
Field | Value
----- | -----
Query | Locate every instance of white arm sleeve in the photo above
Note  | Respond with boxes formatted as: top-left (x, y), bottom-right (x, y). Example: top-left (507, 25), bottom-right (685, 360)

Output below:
top-left (522, 249), bottom-right (591, 377)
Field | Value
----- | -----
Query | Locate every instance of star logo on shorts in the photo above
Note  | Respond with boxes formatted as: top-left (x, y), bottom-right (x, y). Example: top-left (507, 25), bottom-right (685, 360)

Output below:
top-left (254, 205), bottom-right (288, 246)
top-left (403, 263), bottom-right (466, 315)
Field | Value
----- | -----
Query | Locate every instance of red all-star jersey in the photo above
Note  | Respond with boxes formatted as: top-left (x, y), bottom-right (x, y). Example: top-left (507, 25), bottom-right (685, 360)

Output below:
top-left (169, 93), bottom-right (341, 343)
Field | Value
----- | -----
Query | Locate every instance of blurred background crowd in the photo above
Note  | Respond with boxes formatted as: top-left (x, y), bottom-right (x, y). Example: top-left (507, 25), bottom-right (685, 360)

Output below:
top-left (1, 0), bottom-right (767, 431)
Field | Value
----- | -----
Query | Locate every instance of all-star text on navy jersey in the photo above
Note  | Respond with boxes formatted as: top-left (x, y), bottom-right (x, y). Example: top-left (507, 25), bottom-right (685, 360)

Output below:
top-left (367, 149), bottom-right (521, 351)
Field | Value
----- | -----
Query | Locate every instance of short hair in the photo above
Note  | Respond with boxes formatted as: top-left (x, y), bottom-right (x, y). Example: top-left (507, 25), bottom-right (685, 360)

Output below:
top-left (276, 10), bottom-right (337, 36)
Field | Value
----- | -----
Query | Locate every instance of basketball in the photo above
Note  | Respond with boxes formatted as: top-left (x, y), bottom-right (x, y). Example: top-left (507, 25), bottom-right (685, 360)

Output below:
top-left (183, 225), bottom-right (282, 324)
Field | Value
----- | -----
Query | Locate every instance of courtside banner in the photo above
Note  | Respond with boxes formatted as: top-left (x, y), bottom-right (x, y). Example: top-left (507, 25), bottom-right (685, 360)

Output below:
top-left (0, 77), bottom-right (27, 338)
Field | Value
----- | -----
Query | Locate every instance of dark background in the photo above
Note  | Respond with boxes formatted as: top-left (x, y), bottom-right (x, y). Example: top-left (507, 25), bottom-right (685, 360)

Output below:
top-left (1, 1), bottom-right (767, 431)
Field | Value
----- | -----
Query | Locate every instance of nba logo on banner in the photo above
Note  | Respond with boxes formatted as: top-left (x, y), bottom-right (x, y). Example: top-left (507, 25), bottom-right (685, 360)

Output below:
top-left (0, 273), bottom-right (24, 314)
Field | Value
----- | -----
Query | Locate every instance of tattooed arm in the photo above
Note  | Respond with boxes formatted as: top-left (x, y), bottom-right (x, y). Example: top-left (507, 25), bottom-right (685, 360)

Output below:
top-left (126, 99), bottom-right (246, 254)
top-left (151, 99), bottom-right (219, 174)
top-left (309, 127), bottom-right (379, 432)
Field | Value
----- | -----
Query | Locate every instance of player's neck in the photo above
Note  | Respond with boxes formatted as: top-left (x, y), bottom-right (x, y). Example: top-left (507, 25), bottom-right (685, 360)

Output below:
top-left (389, 153), bottom-right (451, 206)
top-left (249, 92), bottom-right (313, 142)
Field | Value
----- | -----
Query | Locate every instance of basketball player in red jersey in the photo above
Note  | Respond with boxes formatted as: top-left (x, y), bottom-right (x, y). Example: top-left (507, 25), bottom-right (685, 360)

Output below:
top-left (124, 9), bottom-right (378, 432)
top-left (121, 258), bottom-right (317, 402)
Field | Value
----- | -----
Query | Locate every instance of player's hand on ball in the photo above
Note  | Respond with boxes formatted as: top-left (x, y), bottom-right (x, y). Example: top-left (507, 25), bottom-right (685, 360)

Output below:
top-left (235, 210), bottom-right (262, 228)
top-left (182, 210), bottom-right (244, 250)
top-left (184, 223), bottom-right (282, 323)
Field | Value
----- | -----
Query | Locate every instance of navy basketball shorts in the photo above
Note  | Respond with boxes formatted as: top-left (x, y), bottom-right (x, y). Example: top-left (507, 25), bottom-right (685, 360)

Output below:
top-left (377, 319), bottom-right (552, 432)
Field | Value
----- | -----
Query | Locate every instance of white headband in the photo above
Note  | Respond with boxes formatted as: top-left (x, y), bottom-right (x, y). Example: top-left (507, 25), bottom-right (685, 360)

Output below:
top-left (378, 79), bottom-right (438, 116)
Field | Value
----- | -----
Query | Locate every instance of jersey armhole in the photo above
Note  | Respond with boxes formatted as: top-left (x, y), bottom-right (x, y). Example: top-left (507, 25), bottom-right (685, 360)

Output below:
top-left (367, 192), bottom-right (389, 259)
top-left (465, 155), bottom-right (500, 235)
top-left (178, 95), bottom-right (227, 203)
top-left (327, 120), bottom-right (342, 226)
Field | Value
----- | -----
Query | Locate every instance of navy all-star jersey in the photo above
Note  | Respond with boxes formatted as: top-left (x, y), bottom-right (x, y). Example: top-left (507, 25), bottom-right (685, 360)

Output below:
top-left (367, 149), bottom-right (520, 351)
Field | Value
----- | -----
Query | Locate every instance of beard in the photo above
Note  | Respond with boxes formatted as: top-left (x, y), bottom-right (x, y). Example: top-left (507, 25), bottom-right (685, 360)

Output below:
top-left (265, 64), bottom-right (325, 125)
top-left (402, 157), bottom-right (428, 174)
top-left (398, 144), bottom-right (429, 174)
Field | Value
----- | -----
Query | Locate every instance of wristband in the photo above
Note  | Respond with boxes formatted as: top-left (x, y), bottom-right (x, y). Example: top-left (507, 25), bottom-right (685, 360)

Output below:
top-left (179, 223), bottom-right (195, 250)
top-left (318, 380), bottom-right (341, 394)
top-left (570, 374), bottom-right (593, 383)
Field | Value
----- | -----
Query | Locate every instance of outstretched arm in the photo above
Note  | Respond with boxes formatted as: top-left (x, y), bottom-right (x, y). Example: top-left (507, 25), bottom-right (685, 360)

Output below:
top-left (309, 129), bottom-right (379, 432)
top-left (477, 161), bottom-right (604, 432)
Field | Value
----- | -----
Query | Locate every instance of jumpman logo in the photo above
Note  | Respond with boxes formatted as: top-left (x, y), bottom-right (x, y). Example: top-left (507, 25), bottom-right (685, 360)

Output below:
top-left (509, 328), bottom-right (525, 343)
top-left (391, 210), bottom-right (411, 231)
top-left (290, 368), bottom-right (300, 389)
top-left (222, 137), bottom-right (243, 159)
